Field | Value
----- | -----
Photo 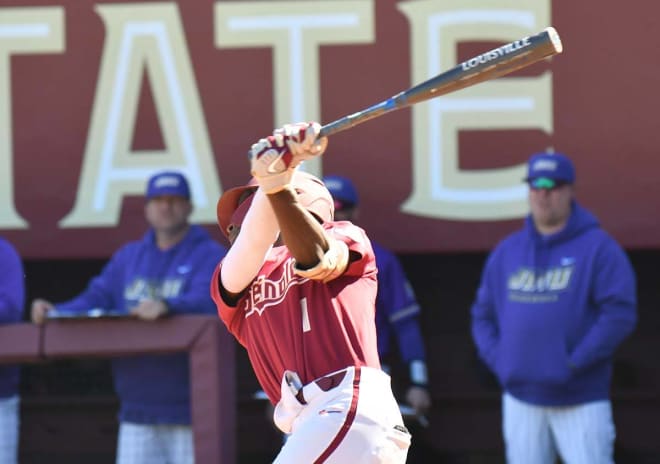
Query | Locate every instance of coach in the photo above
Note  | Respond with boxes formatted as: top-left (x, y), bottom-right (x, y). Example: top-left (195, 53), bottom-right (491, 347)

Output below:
top-left (471, 151), bottom-right (637, 463)
top-left (31, 171), bottom-right (226, 464)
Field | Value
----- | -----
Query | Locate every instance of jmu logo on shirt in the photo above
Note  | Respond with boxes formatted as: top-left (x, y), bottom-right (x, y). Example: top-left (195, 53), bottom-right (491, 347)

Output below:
top-left (507, 264), bottom-right (574, 303)
top-left (244, 258), bottom-right (309, 317)
top-left (124, 278), bottom-right (184, 301)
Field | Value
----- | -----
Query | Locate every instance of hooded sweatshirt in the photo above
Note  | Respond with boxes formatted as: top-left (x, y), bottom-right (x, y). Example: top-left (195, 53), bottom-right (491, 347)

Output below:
top-left (471, 202), bottom-right (637, 406)
top-left (0, 238), bottom-right (25, 398)
top-left (55, 225), bottom-right (226, 423)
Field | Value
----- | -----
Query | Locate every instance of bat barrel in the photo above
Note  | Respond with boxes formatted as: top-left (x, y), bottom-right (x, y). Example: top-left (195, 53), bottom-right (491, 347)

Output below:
top-left (545, 26), bottom-right (563, 53)
top-left (319, 26), bottom-right (562, 139)
top-left (402, 27), bottom-right (562, 106)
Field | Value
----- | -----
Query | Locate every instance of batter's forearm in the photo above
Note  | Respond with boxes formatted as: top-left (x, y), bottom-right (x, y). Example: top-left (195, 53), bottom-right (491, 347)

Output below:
top-left (222, 189), bottom-right (279, 293)
top-left (267, 188), bottom-right (329, 269)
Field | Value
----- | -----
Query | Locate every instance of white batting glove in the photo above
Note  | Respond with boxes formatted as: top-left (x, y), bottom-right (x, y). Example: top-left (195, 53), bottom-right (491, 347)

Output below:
top-left (249, 122), bottom-right (328, 194)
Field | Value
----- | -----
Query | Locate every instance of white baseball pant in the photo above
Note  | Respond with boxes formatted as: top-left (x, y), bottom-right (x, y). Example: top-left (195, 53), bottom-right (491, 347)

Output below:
top-left (503, 392), bottom-right (615, 464)
top-left (273, 366), bottom-right (411, 463)
top-left (0, 395), bottom-right (19, 464)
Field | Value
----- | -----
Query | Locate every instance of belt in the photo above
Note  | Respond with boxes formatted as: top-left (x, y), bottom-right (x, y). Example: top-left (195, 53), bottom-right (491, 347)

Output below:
top-left (295, 370), bottom-right (347, 405)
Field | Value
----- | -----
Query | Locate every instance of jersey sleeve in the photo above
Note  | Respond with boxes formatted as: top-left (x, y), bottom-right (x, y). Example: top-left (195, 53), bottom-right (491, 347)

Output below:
top-left (55, 246), bottom-right (129, 313)
top-left (210, 261), bottom-right (246, 346)
top-left (326, 221), bottom-right (376, 279)
top-left (166, 241), bottom-right (228, 315)
top-left (568, 235), bottom-right (637, 371)
top-left (375, 245), bottom-right (421, 323)
top-left (470, 248), bottom-right (501, 373)
top-left (373, 244), bottom-right (427, 372)
top-left (0, 240), bottom-right (24, 324)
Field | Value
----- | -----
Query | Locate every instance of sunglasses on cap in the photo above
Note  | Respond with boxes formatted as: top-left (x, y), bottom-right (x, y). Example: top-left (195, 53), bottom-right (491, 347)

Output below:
top-left (528, 177), bottom-right (569, 191)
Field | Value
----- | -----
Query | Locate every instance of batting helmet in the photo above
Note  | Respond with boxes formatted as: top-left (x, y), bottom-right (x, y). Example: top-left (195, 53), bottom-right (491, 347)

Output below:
top-left (216, 171), bottom-right (335, 238)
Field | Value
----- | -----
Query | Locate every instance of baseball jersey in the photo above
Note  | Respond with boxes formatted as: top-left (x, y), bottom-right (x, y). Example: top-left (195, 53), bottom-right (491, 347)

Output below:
top-left (212, 221), bottom-right (381, 404)
top-left (56, 225), bottom-right (227, 423)
top-left (0, 238), bottom-right (25, 398)
top-left (373, 242), bottom-right (426, 364)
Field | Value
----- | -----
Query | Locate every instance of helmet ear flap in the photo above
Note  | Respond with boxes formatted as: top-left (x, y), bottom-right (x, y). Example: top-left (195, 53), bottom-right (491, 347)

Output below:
top-left (226, 190), bottom-right (256, 236)
top-left (216, 180), bottom-right (259, 238)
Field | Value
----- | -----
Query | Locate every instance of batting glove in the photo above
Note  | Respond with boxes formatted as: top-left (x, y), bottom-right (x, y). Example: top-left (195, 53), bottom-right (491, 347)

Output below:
top-left (249, 122), bottom-right (328, 194)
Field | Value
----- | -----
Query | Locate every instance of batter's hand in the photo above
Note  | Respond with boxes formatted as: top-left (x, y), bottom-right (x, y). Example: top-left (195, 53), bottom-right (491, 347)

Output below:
top-left (130, 299), bottom-right (168, 321)
top-left (31, 298), bottom-right (55, 325)
top-left (249, 122), bottom-right (328, 194)
top-left (405, 385), bottom-right (431, 416)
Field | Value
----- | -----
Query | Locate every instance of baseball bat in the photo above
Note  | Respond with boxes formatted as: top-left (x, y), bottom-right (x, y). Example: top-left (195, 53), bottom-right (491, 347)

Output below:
top-left (319, 26), bottom-right (562, 138)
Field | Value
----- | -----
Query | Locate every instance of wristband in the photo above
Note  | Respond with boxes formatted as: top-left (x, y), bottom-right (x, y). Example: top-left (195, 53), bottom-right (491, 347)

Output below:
top-left (409, 360), bottom-right (428, 387)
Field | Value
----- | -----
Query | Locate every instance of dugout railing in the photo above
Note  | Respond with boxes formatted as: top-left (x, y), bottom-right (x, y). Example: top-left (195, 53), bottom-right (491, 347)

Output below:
top-left (0, 315), bottom-right (235, 463)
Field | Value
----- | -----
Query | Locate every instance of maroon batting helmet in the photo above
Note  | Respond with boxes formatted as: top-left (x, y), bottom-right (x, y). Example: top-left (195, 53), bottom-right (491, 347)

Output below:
top-left (216, 171), bottom-right (335, 238)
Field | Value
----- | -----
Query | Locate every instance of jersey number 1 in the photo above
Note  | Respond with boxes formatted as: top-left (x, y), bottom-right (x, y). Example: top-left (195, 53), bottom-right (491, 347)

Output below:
top-left (301, 297), bottom-right (311, 333)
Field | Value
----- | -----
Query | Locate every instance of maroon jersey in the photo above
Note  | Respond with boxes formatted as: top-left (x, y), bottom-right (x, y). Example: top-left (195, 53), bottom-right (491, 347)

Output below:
top-left (211, 221), bottom-right (381, 403)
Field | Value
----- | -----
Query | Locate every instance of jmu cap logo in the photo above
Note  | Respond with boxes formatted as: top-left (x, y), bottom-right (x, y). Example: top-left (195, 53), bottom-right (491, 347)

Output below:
top-left (146, 171), bottom-right (191, 199)
top-left (531, 159), bottom-right (559, 173)
top-left (154, 176), bottom-right (182, 188)
top-left (524, 152), bottom-right (576, 183)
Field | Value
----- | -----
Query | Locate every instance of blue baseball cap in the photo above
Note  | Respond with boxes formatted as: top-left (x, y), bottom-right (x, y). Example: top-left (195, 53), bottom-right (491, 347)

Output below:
top-left (323, 175), bottom-right (359, 210)
top-left (525, 152), bottom-right (575, 189)
top-left (146, 171), bottom-right (191, 199)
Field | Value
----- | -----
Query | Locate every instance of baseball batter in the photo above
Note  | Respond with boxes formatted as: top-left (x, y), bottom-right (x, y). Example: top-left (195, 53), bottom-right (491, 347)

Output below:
top-left (211, 122), bottom-right (411, 463)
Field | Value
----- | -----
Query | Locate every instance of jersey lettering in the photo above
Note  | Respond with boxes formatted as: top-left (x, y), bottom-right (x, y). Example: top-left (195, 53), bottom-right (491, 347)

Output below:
top-left (124, 277), bottom-right (184, 301)
top-left (244, 258), bottom-right (309, 317)
top-left (507, 265), bottom-right (574, 303)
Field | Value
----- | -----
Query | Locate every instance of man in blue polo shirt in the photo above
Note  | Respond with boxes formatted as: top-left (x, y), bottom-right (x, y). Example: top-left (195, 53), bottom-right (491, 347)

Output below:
top-left (31, 171), bottom-right (227, 464)
top-left (471, 152), bottom-right (637, 463)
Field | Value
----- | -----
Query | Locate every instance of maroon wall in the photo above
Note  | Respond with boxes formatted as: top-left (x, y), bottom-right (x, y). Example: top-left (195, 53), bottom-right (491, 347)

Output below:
top-left (3, 0), bottom-right (659, 258)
